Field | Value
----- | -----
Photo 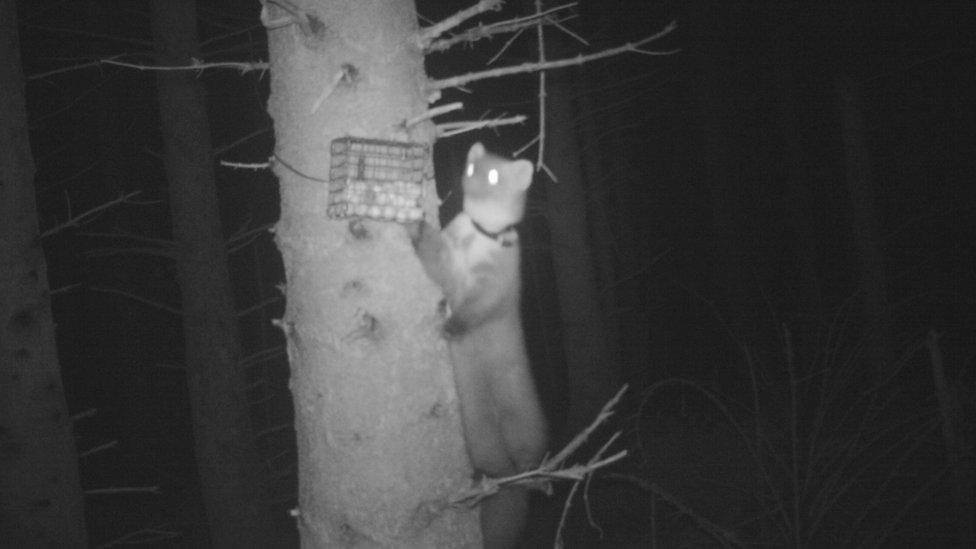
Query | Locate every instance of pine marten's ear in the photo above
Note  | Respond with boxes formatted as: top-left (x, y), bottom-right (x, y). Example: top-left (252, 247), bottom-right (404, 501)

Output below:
top-left (508, 159), bottom-right (534, 191)
top-left (468, 142), bottom-right (486, 162)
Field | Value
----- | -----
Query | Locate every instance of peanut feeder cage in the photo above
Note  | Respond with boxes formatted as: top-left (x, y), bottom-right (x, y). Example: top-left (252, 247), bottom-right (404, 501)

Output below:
top-left (328, 137), bottom-right (427, 223)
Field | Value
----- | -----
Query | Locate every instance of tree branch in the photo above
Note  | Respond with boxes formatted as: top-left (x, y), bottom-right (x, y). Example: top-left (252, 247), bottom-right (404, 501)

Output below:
top-left (534, 0), bottom-right (547, 168)
top-left (40, 191), bottom-right (142, 239)
top-left (85, 486), bottom-right (160, 496)
top-left (548, 384), bottom-right (628, 469)
top-left (427, 3), bottom-right (577, 54)
top-left (79, 440), bottom-right (119, 459)
top-left (436, 114), bottom-right (527, 137)
top-left (89, 287), bottom-right (182, 317)
top-left (102, 58), bottom-right (269, 74)
top-left (451, 385), bottom-right (629, 506)
top-left (220, 159), bottom-right (272, 170)
top-left (31, 55), bottom-right (269, 80)
top-left (417, 0), bottom-right (505, 49)
top-left (428, 21), bottom-right (678, 91)
top-left (405, 101), bottom-right (464, 127)
top-left (97, 527), bottom-right (181, 548)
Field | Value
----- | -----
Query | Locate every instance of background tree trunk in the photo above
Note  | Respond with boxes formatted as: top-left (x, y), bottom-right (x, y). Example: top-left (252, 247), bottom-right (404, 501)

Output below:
top-left (150, 0), bottom-right (275, 546)
top-left (694, 47), bottom-right (759, 349)
top-left (767, 6), bottom-right (827, 355)
top-left (544, 65), bottom-right (621, 435)
top-left (265, 1), bottom-right (476, 546)
top-left (836, 76), bottom-right (891, 374)
top-left (0, 0), bottom-right (88, 545)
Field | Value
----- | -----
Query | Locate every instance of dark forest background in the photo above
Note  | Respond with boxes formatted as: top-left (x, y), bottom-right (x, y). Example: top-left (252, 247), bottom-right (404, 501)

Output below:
top-left (10, 0), bottom-right (974, 546)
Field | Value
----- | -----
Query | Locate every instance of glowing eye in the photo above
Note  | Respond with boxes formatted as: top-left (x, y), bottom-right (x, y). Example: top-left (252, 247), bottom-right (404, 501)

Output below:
top-left (466, 163), bottom-right (474, 177)
top-left (488, 169), bottom-right (499, 185)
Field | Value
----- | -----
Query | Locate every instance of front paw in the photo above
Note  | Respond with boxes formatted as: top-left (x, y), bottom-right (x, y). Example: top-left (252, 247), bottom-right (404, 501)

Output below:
top-left (406, 220), bottom-right (423, 244)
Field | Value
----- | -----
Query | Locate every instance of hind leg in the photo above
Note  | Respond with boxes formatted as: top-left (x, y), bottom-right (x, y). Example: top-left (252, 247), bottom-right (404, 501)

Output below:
top-left (454, 370), bottom-right (533, 549)
top-left (478, 367), bottom-right (548, 548)
top-left (480, 484), bottom-right (530, 549)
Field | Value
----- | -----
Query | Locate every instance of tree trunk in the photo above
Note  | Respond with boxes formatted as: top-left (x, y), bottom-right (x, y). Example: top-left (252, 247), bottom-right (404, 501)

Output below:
top-left (0, 0), bottom-right (89, 545)
top-left (680, 2), bottom-right (763, 367)
top-left (836, 76), bottom-right (891, 374)
top-left (694, 49), bottom-right (757, 345)
top-left (150, 0), bottom-right (275, 546)
top-left (265, 1), bottom-right (476, 546)
top-left (767, 7), bottom-right (826, 348)
top-left (544, 66), bottom-right (620, 434)
top-left (577, 81), bottom-right (622, 358)
top-left (89, 0), bottom-right (159, 459)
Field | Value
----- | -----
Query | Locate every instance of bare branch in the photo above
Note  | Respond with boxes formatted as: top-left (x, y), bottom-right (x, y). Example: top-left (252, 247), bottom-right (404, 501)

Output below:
top-left (220, 159), bottom-right (272, 170)
top-left (238, 296), bottom-right (283, 319)
top-left (555, 429), bottom-right (627, 546)
top-left (228, 222), bottom-right (274, 254)
top-left (40, 191), bottom-right (141, 239)
top-left (486, 26), bottom-right (529, 65)
top-left (405, 101), bottom-right (464, 127)
top-left (241, 345), bottom-right (287, 369)
top-left (86, 486), bottom-right (160, 496)
top-left (550, 16), bottom-right (588, 47)
top-left (539, 161), bottom-right (557, 182)
top-left (86, 246), bottom-right (173, 260)
top-left (548, 384), bottom-right (628, 468)
top-left (428, 21), bottom-right (678, 91)
top-left (427, 3), bottom-right (578, 54)
top-left (28, 54), bottom-right (131, 81)
top-left (89, 287), bottom-right (182, 317)
top-left (417, 0), bottom-right (505, 49)
top-left (50, 282), bottom-right (82, 296)
top-left (256, 422), bottom-right (293, 439)
top-left (535, 0), bottom-right (547, 168)
top-left (79, 440), bottom-right (119, 459)
top-left (213, 127), bottom-right (271, 156)
top-left (436, 114), bottom-right (527, 137)
top-left (451, 385), bottom-right (629, 507)
top-left (514, 134), bottom-right (538, 158)
top-left (102, 58), bottom-right (269, 74)
top-left (96, 527), bottom-right (181, 548)
top-left (71, 408), bottom-right (97, 423)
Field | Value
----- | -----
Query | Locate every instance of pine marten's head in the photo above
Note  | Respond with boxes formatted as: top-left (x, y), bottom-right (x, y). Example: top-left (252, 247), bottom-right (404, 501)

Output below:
top-left (461, 143), bottom-right (534, 232)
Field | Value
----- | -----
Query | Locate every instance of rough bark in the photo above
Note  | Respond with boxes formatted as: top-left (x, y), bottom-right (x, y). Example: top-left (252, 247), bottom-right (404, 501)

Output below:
top-left (0, 0), bottom-right (89, 545)
top-left (150, 0), bottom-right (275, 545)
top-left (265, 1), bottom-right (476, 546)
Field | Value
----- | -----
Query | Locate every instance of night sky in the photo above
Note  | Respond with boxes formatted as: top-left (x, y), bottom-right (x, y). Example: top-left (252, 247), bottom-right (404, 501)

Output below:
top-left (10, 0), bottom-right (974, 546)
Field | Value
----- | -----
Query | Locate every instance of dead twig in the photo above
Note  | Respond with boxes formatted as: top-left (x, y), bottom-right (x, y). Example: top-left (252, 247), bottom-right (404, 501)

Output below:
top-left (40, 191), bottom-right (142, 239)
top-left (417, 0), bottom-right (505, 49)
top-left (452, 385), bottom-right (629, 508)
top-left (428, 21), bottom-right (678, 91)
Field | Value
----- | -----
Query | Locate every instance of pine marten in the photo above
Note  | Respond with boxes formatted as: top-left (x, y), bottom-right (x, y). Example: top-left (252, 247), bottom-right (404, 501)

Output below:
top-left (413, 143), bottom-right (548, 548)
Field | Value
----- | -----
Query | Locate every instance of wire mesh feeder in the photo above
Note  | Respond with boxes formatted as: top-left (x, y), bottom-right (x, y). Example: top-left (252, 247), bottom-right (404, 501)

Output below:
top-left (328, 137), bottom-right (427, 223)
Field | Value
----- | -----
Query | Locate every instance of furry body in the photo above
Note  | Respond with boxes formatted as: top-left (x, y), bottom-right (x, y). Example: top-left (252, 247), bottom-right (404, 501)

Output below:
top-left (413, 143), bottom-right (548, 548)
